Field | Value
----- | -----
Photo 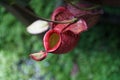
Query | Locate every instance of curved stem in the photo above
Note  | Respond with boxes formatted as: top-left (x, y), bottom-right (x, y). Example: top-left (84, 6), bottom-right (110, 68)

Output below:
top-left (4, 1), bottom-right (78, 25)
top-left (39, 17), bottom-right (78, 24)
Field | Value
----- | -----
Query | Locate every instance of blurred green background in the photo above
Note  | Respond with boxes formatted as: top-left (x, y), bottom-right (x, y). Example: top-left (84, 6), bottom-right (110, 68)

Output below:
top-left (0, 0), bottom-right (120, 80)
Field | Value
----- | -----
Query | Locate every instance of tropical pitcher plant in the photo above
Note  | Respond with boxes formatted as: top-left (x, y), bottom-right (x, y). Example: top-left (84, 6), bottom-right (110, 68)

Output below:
top-left (27, 0), bottom-right (103, 61)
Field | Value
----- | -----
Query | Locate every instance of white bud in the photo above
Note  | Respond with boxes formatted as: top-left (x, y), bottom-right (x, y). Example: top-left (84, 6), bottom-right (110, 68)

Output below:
top-left (27, 20), bottom-right (49, 34)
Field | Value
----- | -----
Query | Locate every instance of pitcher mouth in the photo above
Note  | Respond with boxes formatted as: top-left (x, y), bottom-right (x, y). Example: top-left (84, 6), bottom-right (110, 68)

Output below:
top-left (43, 30), bottom-right (61, 52)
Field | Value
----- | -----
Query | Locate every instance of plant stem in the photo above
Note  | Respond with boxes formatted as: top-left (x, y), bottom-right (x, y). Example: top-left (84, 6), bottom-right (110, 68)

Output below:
top-left (40, 17), bottom-right (78, 24)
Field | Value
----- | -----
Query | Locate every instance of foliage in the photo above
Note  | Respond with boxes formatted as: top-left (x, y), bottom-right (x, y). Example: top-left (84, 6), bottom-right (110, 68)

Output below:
top-left (0, 0), bottom-right (120, 80)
